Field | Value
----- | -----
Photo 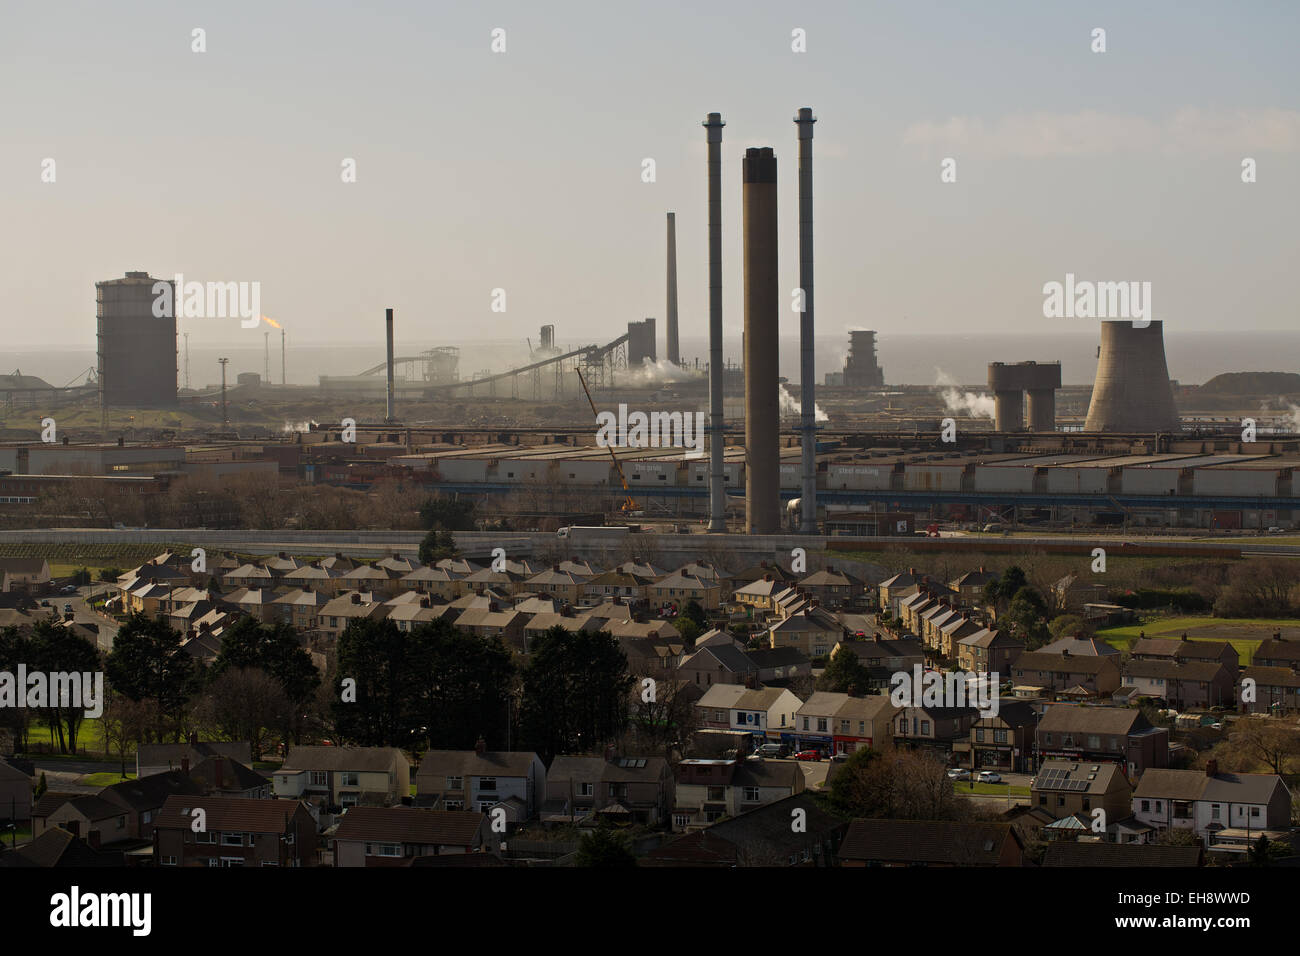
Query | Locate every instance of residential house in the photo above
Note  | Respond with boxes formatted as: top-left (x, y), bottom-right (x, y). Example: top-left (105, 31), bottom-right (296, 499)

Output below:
top-left (1121, 659), bottom-right (1235, 709)
top-left (893, 705), bottom-right (979, 757)
top-left (1042, 841), bottom-right (1203, 867)
top-left (581, 570), bottom-right (653, 603)
top-left (1133, 763), bottom-right (1292, 852)
top-left (1239, 665), bottom-right (1300, 714)
top-left (154, 795), bottom-right (317, 867)
top-left (137, 740), bottom-right (252, 779)
top-left (333, 808), bottom-right (492, 865)
top-left (957, 627), bottom-right (1025, 676)
top-left (838, 819), bottom-right (1024, 867)
top-left (337, 564), bottom-right (404, 598)
top-left (542, 755), bottom-right (675, 826)
top-left (0, 827), bottom-right (124, 867)
top-left (1011, 650), bottom-right (1121, 699)
top-left (415, 745), bottom-right (547, 820)
top-left (678, 643), bottom-right (758, 688)
top-left (1253, 633), bottom-right (1300, 669)
top-left (744, 647), bottom-right (812, 685)
top-left (1035, 703), bottom-right (1169, 777)
top-left (276, 746), bottom-right (411, 815)
top-left (953, 700), bottom-right (1039, 773)
top-left (273, 588), bottom-right (332, 631)
top-left (0, 557), bottom-right (51, 593)
top-left (768, 605), bottom-right (844, 658)
top-left (316, 591), bottom-right (389, 638)
top-left (830, 695), bottom-right (899, 755)
top-left (647, 571), bottom-right (722, 611)
top-left (1031, 758), bottom-right (1133, 825)
top-left (524, 566), bottom-right (591, 604)
top-left (1052, 574), bottom-right (1110, 612)
top-left (695, 684), bottom-right (801, 741)
top-left (450, 605), bottom-right (528, 650)
top-left (644, 792), bottom-right (844, 866)
top-left (399, 565), bottom-right (464, 601)
top-left (672, 757), bottom-right (804, 830)
top-left (949, 567), bottom-right (997, 604)
top-left (0, 761), bottom-right (31, 821)
top-left (188, 756), bottom-right (272, 799)
top-left (877, 568), bottom-right (921, 617)
top-left (796, 566), bottom-right (864, 609)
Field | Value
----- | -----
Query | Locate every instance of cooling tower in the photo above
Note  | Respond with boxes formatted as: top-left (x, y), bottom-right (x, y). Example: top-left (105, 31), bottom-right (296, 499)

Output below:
top-left (666, 212), bottom-right (680, 366)
top-left (743, 146), bottom-right (780, 535)
top-left (704, 112), bottom-right (726, 532)
top-left (1084, 321), bottom-right (1180, 432)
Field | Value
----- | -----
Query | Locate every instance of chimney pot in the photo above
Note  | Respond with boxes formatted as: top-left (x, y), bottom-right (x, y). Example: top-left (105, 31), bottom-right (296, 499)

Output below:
top-left (475, 736), bottom-right (486, 757)
top-left (1206, 759), bottom-right (1218, 777)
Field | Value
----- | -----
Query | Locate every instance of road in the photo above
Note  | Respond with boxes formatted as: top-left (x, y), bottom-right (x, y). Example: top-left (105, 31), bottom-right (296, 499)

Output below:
top-left (32, 592), bottom-right (120, 652)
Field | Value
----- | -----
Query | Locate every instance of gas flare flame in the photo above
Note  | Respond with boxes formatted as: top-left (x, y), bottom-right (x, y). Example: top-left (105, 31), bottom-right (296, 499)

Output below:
top-left (261, 315), bottom-right (282, 329)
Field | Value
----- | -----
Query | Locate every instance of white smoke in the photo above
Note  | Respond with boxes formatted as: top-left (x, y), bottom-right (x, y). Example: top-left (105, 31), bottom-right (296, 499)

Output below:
top-left (934, 368), bottom-right (995, 420)
top-left (1289, 404), bottom-right (1300, 434)
top-left (282, 419), bottom-right (318, 433)
top-left (779, 384), bottom-right (829, 422)
top-left (621, 358), bottom-right (704, 387)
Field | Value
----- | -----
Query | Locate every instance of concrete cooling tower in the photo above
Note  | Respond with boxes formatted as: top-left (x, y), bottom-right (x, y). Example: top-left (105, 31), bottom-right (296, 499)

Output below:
top-left (1084, 320), bottom-right (1180, 432)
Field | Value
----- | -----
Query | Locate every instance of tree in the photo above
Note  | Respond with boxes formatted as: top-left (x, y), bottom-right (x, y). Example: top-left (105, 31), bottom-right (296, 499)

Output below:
top-left (1154, 826), bottom-right (1202, 847)
top-left (1213, 558), bottom-right (1300, 617)
top-left (672, 617), bottom-right (702, 645)
top-left (99, 567), bottom-right (124, 583)
top-left (1005, 587), bottom-right (1050, 648)
top-left (983, 566), bottom-right (1028, 616)
top-left (419, 495), bottom-right (476, 531)
top-left (99, 691), bottom-right (154, 777)
top-left (1047, 614), bottom-right (1088, 640)
top-left (1226, 720), bottom-right (1300, 775)
top-left (104, 611), bottom-right (198, 742)
top-left (823, 746), bottom-right (969, 822)
top-left (0, 626), bottom-right (32, 752)
top-left (331, 618), bottom-right (415, 747)
top-left (408, 619), bottom-right (515, 751)
top-left (211, 617), bottom-right (321, 745)
top-left (418, 528), bottom-right (460, 565)
top-left (29, 619), bottom-right (102, 754)
top-left (519, 627), bottom-right (634, 761)
top-left (193, 667), bottom-right (291, 761)
top-left (680, 599), bottom-right (708, 630)
top-left (70, 568), bottom-right (92, 586)
top-left (818, 645), bottom-right (872, 696)
top-left (573, 827), bottom-right (637, 867)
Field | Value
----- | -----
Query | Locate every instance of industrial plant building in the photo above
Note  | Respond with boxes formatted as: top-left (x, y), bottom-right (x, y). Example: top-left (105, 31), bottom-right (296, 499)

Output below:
top-left (96, 271), bottom-right (178, 407)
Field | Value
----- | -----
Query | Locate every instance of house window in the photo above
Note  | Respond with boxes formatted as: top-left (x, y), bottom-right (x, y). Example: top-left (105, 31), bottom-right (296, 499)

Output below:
top-left (802, 717), bottom-right (810, 731)
top-left (817, 718), bottom-right (828, 733)
top-left (1057, 797), bottom-right (1065, 808)
top-left (578, 782), bottom-right (593, 797)
top-left (673, 813), bottom-right (690, 828)
top-left (196, 831), bottom-right (216, 844)
top-left (1250, 807), bottom-right (1260, 818)
top-left (479, 777), bottom-right (497, 793)
top-left (994, 730), bottom-right (1008, 744)
top-left (975, 728), bottom-right (985, 743)
top-left (445, 800), bottom-right (464, 810)
top-left (743, 787), bottom-right (760, 802)
top-left (222, 832), bottom-right (245, 846)
top-left (340, 772), bottom-right (359, 787)
top-left (478, 801), bottom-right (496, 813)
top-left (447, 776), bottom-right (463, 790)
top-left (1141, 800), bottom-right (1150, 812)
top-left (161, 855), bottom-right (177, 866)
top-left (707, 786), bottom-right (725, 801)
top-left (341, 794), bottom-right (358, 807)
top-left (372, 843), bottom-right (401, 857)
top-left (920, 721), bottom-right (931, 736)
top-left (117, 815), bottom-right (126, 829)
top-left (309, 771), bottom-right (327, 787)
top-left (1211, 804), bottom-right (1221, 820)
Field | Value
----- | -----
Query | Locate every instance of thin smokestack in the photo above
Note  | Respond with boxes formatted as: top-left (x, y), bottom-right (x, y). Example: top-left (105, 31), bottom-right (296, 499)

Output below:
top-left (704, 112), bottom-right (726, 532)
top-left (795, 107), bottom-right (817, 534)
top-left (743, 146), bottom-right (779, 535)
top-left (385, 307), bottom-right (395, 423)
top-left (666, 212), bottom-right (680, 367)
top-left (281, 328), bottom-right (285, 386)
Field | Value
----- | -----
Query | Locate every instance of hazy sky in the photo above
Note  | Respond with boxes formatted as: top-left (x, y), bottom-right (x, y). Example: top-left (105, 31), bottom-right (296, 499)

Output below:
top-left (3, 0), bottom-right (1298, 357)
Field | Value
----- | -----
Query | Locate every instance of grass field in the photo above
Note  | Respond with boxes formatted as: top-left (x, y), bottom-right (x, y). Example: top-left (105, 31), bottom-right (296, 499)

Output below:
top-left (81, 771), bottom-right (136, 787)
top-left (21, 718), bottom-right (125, 758)
top-left (1096, 615), bottom-right (1300, 663)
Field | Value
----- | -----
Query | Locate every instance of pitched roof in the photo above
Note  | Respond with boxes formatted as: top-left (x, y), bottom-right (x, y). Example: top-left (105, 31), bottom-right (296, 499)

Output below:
top-left (1032, 759), bottom-right (1126, 796)
top-left (333, 807), bottom-right (485, 846)
top-left (643, 793), bottom-right (840, 866)
top-left (187, 757), bottom-right (270, 793)
top-left (137, 741), bottom-right (252, 769)
top-left (4, 828), bottom-right (124, 868)
top-left (104, 770), bottom-right (204, 810)
top-left (156, 795), bottom-right (306, 833)
top-left (1122, 659), bottom-right (1228, 681)
top-left (1014, 652), bottom-right (1114, 675)
top-left (416, 750), bottom-right (539, 781)
top-left (839, 819), bottom-right (1019, 865)
top-left (281, 746), bottom-right (408, 774)
top-left (1036, 704), bottom-right (1148, 736)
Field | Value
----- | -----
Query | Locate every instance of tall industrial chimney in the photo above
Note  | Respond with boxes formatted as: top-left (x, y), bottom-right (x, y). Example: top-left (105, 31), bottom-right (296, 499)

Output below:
top-left (385, 308), bottom-right (395, 423)
top-left (795, 107), bottom-right (817, 534)
top-left (704, 112), bottom-right (726, 532)
top-left (1084, 321), bottom-right (1179, 432)
top-left (666, 212), bottom-right (680, 367)
top-left (743, 146), bottom-right (780, 535)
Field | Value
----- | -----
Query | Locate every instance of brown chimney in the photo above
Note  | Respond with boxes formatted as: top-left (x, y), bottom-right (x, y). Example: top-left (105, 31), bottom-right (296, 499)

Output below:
top-left (1206, 759), bottom-right (1218, 777)
top-left (908, 567), bottom-right (916, 575)
top-left (604, 744), bottom-right (617, 761)
top-left (351, 593), bottom-right (361, 604)
top-left (1061, 648), bottom-right (1070, 659)
top-left (764, 573), bottom-right (772, 582)
top-left (475, 736), bottom-right (486, 756)
top-left (420, 596), bottom-right (430, 608)
top-left (1180, 632), bottom-right (1189, 642)
top-left (181, 756), bottom-right (190, 774)
top-left (336, 552), bottom-right (344, 560)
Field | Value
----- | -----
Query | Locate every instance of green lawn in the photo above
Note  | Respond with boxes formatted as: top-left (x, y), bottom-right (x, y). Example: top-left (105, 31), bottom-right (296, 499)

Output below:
top-left (1, 824), bottom-right (33, 847)
top-left (1096, 615), bottom-right (1300, 663)
top-left (20, 718), bottom-right (122, 757)
top-left (80, 771), bottom-right (136, 787)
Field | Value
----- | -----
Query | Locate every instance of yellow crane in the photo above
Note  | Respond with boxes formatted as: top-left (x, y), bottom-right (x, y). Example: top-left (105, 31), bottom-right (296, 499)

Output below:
top-left (575, 367), bottom-right (636, 513)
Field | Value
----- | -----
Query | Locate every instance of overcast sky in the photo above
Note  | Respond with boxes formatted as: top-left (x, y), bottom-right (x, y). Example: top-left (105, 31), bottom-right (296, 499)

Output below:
top-left (3, 0), bottom-right (1297, 353)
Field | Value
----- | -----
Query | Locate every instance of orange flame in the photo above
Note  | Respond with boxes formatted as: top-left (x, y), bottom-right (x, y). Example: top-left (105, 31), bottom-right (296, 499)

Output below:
top-left (261, 315), bottom-right (282, 329)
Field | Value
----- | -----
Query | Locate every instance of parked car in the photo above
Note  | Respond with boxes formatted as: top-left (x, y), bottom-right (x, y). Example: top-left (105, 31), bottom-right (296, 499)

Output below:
top-left (792, 750), bottom-right (822, 761)
top-left (947, 768), bottom-right (970, 780)
top-left (830, 752), bottom-right (851, 763)
top-left (755, 743), bottom-right (787, 758)
top-left (62, 603), bottom-right (74, 615)
top-left (977, 771), bottom-right (1002, 784)
top-left (39, 600), bottom-right (51, 607)
top-left (60, 585), bottom-right (77, 594)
